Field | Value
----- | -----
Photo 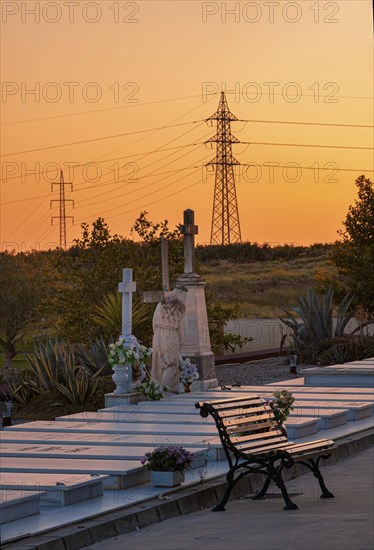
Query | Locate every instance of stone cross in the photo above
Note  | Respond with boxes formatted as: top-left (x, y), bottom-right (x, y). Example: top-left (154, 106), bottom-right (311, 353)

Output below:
top-left (118, 268), bottom-right (136, 340)
top-left (142, 237), bottom-right (170, 303)
top-left (179, 209), bottom-right (198, 274)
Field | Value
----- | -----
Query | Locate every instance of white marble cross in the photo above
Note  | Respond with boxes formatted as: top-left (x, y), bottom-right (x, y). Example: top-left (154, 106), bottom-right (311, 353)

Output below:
top-left (118, 268), bottom-right (136, 340)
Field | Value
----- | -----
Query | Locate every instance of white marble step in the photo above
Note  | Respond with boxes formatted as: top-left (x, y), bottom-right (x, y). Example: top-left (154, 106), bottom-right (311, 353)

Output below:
top-left (100, 400), bottom-right (373, 421)
top-left (7, 413), bottom-right (320, 439)
top-left (0, 430), bottom-right (215, 449)
top-left (0, 457), bottom-right (149, 490)
top-left (158, 390), bottom-right (374, 406)
top-left (288, 408), bottom-right (347, 430)
top-left (0, 474), bottom-right (107, 507)
top-left (0, 490), bottom-right (41, 524)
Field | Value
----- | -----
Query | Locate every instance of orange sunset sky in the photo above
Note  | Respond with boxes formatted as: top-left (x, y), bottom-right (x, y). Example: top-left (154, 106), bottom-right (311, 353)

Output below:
top-left (1, 0), bottom-right (373, 251)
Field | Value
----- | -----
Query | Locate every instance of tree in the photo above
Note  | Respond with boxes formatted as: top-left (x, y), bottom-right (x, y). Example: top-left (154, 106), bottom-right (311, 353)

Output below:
top-left (332, 175), bottom-right (374, 316)
top-left (0, 253), bottom-right (46, 381)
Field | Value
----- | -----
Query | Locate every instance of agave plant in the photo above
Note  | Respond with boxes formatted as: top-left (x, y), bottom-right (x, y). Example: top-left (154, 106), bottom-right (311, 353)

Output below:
top-left (8, 370), bottom-right (40, 407)
top-left (24, 337), bottom-right (99, 406)
top-left (90, 291), bottom-right (152, 338)
top-left (75, 336), bottom-right (112, 376)
top-left (54, 368), bottom-right (98, 405)
top-left (24, 337), bottom-right (77, 392)
top-left (280, 288), bottom-right (355, 361)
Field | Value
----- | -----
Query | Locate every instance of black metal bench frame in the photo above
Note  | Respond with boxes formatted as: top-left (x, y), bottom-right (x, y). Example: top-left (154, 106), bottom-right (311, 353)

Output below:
top-left (195, 395), bottom-right (336, 511)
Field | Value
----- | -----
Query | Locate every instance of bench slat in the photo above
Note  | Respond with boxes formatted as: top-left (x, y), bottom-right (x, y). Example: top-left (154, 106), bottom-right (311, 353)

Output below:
top-left (236, 436), bottom-right (289, 452)
top-left (224, 412), bottom-right (276, 427)
top-left (230, 429), bottom-right (284, 445)
top-left (195, 396), bottom-right (261, 408)
top-left (219, 405), bottom-right (268, 418)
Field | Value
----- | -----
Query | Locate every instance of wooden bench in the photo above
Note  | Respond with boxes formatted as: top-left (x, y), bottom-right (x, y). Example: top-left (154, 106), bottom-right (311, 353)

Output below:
top-left (195, 395), bottom-right (336, 511)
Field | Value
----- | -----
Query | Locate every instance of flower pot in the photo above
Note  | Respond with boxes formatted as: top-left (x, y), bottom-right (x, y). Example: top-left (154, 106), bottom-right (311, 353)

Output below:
top-left (151, 470), bottom-right (185, 487)
top-left (184, 384), bottom-right (191, 393)
top-left (112, 364), bottom-right (132, 394)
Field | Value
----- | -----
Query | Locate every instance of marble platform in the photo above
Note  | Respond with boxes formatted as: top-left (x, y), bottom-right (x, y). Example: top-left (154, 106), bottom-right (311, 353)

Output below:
top-left (1, 358), bottom-right (373, 544)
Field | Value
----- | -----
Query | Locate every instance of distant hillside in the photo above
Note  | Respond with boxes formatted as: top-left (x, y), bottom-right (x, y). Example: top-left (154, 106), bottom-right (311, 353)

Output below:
top-left (199, 246), bottom-right (335, 318)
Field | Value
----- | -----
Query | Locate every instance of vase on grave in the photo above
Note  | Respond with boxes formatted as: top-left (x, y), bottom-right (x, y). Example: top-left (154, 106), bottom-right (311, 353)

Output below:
top-left (111, 364), bottom-right (131, 394)
top-left (151, 470), bottom-right (185, 488)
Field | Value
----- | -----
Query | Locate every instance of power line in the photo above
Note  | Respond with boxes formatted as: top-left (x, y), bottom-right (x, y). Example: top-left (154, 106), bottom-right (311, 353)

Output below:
top-left (0, 120), bottom-right (203, 157)
top-left (76, 150), bottom-right (212, 216)
top-left (238, 141), bottom-right (373, 150)
top-left (75, 163), bottom-right (205, 223)
top-left (237, 119), bottom-right (373, 128)
top-left (1, 94), bottom-right (205, 126)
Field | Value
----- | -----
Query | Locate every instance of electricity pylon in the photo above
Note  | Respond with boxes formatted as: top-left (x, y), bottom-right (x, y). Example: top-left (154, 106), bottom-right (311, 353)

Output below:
top-left (205, 92), bottom-right (242, 245)
top-left (51, 170), bottom-right (74, 249)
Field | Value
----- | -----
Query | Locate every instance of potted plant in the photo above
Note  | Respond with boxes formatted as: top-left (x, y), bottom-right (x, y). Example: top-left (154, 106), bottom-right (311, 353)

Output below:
top-left (141, 445), bottom-right (192, 487)
top-left (179, 357), bottom-right (199, 392)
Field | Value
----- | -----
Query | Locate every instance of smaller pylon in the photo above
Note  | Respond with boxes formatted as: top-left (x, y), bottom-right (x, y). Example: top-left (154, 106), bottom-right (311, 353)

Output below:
top-left (51, 170), bottom-right (74, 249)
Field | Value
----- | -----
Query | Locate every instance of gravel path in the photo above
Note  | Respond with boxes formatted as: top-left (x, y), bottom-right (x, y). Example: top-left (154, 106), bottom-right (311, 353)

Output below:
top-left (215, 357), bottom-right (313, 386)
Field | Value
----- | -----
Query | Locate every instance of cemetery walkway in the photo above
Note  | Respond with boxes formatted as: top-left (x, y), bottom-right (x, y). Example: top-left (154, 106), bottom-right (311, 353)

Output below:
top-left (88, 447), bottom-right (374, 550)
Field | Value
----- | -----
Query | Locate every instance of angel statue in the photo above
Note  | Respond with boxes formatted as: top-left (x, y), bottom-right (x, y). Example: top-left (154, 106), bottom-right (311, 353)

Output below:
top-left (151, 285), bottom-right (188, 392)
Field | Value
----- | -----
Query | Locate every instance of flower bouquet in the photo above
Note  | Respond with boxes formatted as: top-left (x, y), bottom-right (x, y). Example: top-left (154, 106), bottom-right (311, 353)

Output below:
top-left (134, 379), bottom-right (168, 401)
top-left (108, 337), bottom-right (152, 369)
top-left (179, 357), bottom-right (199, 392)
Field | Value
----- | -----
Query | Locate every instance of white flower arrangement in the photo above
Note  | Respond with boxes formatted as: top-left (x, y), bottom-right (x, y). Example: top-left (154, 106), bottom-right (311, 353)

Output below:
top-left (134, 379), bottom-right (169, 401)
top-left (108, 337), bottom-right (152, 369)
top-left (179, 357), bottom-right (199, 385)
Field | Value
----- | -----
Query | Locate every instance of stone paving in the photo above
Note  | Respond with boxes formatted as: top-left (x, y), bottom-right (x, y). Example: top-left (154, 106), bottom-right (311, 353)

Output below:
top-left (88, 448), bottom-right (374, 550)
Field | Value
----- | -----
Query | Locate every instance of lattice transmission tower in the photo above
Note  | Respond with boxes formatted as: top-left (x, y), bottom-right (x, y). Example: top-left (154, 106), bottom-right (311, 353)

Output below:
top-left (50, 170), bottom-right (74, 249)
top-left (205, 92), bottom-right (242, 245)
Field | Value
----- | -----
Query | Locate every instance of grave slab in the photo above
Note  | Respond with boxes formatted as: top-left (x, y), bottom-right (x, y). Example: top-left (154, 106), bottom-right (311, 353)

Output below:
top-left (5, 420), bottom-right (218, 437)
top-left (0, 474), bottom-right (107, 507)
top-left (0, 458), bottom-right (149, 490)
top-left (0, 443), bottom-right (211, 464)
top-left (55, 411), bottom-right (209, 424)
top-left (0, 490), bottom-right (41, 524)
top-left (0, 430), bottom-right (215, 449)
top-left (303, 363), bottom-right (374, 387)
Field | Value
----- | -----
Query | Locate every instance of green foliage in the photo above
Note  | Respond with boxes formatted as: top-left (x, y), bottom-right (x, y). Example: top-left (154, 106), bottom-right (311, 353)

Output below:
top-left (206, 292), bottom-right (252, 354)
top-left (24, 337), bottom-right (99, 406)
top-left (90, 291), bottom-right (152, 342)
top-left (318, 335), bottom-right (374, 366)
top-left (75, 336), bottom-right (112, 376)
top-left (332, 175), bottom-right (374, 316)
top-left (280, 288), bottom-right (356, 362)
top-left (197, 242), bottom-right (332, 264)
top-left (8, 370), bottom-right (40, 407)
top-left (0, 252), bottom-right (50, 381)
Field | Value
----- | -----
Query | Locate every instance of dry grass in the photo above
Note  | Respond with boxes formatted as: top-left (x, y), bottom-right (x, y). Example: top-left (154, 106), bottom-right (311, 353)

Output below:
top-left (201, 254), bottom-right (336, 318)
